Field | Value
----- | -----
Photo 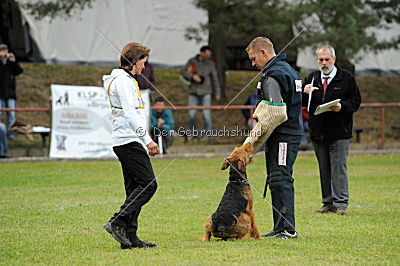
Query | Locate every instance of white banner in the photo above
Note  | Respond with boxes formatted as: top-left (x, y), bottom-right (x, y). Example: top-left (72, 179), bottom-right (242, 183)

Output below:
top-left (50, 84), bottom-right (115, 158)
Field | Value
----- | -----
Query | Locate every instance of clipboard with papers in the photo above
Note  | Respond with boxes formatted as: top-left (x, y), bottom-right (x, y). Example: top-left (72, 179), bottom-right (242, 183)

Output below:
top-left (314, 99), bottom-right (341, 115)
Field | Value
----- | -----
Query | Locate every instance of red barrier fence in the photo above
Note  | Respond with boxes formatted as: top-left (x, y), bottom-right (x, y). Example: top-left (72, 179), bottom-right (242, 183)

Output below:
top-left (1, 103), bottom-right (400, 149)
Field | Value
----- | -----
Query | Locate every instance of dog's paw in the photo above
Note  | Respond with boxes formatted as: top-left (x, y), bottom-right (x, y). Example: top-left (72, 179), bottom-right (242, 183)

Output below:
top-left (199, 236), bottom-right (210, 241)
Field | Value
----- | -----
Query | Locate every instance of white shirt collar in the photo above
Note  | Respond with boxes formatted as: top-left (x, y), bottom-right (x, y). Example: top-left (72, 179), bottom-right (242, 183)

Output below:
top-left (321, 66), bottom-right (337, 82)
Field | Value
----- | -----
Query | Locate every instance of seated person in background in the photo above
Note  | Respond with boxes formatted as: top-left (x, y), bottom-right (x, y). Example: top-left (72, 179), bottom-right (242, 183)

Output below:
top-left (0, 122), bottom-right (9, 158)
top-left (242, 93), bottom-right (257, 130)
top-left (151, 97), bottom-right (175, 153)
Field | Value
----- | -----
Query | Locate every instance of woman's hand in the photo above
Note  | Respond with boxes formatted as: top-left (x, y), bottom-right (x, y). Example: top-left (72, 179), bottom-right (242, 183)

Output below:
top-left (147, 141), bottom-right (159, 156)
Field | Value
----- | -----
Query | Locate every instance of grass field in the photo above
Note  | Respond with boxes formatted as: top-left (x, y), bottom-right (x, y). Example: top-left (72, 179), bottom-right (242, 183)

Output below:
top-left (1, 154), bottom-right (399, 264)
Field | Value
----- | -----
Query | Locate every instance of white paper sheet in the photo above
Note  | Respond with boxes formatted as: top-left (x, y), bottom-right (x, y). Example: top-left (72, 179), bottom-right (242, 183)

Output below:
top-left (314, 99), bottom-right (341, 115)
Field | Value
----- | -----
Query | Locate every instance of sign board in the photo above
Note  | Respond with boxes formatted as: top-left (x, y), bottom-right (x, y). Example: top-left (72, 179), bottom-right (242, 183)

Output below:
top-left (50, 84), bottom-right (115, 158)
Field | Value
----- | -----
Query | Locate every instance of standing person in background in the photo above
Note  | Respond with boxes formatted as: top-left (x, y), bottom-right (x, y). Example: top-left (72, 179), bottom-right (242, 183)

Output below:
top-left (299, 108), bottom-right (310, 149)
top-left (181, 46), bottom-right (221, 141)
top-left (151, 97), bottom-right (175, 154)
top-left (303, 45), bottom-right (361, 215)
top-left (137, 60), bottom-right (156, 92)
top-left (103, 42), bottom-right (159, 249)
top-left (136, 59), bottom-right (155, 127)
top-left (0, 43), bottom-right (23, 140)
top-left (242, 93), bottom-right (258, 130)
top-left (0, 122), bottom-right (9, 158)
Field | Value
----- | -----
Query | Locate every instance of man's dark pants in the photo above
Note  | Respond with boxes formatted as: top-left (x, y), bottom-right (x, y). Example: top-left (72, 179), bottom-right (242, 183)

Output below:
top-left (312, 139), bottom-right (350, 208)
top-left (265, 133), bottom-right (301, 233)
top-left (110, 142), bottom-right (157, 239)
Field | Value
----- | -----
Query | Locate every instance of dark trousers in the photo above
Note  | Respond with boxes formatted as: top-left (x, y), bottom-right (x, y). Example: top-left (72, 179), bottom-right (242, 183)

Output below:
top-left (265, 133), bottom-right (301, 233)
top-left (110, 142), bottom-right (157, 238)
top-left (313, 139), bottom-right (350, 208)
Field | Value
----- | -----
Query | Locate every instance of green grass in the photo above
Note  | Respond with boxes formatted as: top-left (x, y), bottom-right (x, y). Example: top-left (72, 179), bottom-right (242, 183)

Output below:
top-left (1, 154), bottom-right (399, 264)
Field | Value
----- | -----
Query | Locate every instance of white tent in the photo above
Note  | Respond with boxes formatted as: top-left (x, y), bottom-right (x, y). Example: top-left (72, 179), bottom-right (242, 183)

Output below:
top-left (19, 0), bottom-right (399, 74)
top-left (19, 0), bottom-right (207, 67)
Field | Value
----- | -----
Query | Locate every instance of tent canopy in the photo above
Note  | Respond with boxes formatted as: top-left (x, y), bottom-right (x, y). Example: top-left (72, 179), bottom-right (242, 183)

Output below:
top-left (20, 0), bottom-right (208, 67)
top-left (20, 0), bottom-right (399, 75)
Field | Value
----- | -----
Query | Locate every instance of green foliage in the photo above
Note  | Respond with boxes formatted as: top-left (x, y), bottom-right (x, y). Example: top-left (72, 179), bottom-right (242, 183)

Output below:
top-left (186, 0), bottom-right (299, 49)
top-left (21, 0), bottom-right (94, 20)
top-left (299, 0), bottom-right (400, 61)
top-left (187, 0), bottom-right (400, 61)
top-left (1, 155), bottom-right (400, 264)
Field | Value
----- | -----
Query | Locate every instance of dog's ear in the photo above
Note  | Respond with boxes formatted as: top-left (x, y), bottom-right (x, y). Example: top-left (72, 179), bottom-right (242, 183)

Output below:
top-left (221, 158), bottom-right (230, 170)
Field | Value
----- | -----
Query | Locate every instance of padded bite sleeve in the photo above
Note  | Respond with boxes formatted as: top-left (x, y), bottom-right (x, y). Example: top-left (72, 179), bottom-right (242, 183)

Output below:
top-left (244, 100), bottom-right (288, 152)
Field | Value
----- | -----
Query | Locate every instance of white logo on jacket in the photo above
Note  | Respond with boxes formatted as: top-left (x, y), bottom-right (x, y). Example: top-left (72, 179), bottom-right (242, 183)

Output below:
top-left (295, 80), bottom-right (302, 92)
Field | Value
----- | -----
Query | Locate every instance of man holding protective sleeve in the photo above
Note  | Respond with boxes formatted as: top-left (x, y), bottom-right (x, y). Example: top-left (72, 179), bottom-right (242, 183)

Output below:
top-left (229, 37), bottom-right (303, 239)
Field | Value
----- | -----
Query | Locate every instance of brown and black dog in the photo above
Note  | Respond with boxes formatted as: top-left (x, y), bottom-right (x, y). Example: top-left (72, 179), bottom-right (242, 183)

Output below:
top-left (200, 143), bottom-right (261, 241)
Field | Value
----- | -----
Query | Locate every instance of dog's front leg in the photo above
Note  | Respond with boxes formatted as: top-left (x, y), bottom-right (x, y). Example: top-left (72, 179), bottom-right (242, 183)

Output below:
top-left (249, 211), bottom-right (261, 239)
top-left (199, 215), bottom-right (212, 241)
top-left (200, 232), bottom-right (212, 241)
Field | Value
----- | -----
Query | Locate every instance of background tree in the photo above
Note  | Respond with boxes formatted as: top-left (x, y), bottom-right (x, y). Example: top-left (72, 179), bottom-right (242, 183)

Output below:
top-left (185, 0), bottom-right (303, 99)
top-left (22, 0), bottom-right (95, 20)
top-left (297, 0), bottom-right (400, 73)
top-left (186, 0), bottom-right (399, 97)
top-left (0, 0), bottom-right (95, 52)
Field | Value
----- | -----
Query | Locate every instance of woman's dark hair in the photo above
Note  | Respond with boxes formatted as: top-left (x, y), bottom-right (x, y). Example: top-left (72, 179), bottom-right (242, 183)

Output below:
top-left (120, 42), bottom-right (150, 71)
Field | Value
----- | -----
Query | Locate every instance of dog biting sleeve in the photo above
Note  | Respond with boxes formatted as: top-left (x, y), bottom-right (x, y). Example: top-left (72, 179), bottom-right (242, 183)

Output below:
top-left (244, 100), bottom-right (288, 152)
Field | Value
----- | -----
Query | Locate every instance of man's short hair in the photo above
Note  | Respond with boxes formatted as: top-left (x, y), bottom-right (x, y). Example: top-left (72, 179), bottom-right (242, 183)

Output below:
top-left (120, 42), bottom-right (150, 71)
top-left (246, 37), bottom-right (275, 53)
top-left (316, 45), bottom-right (336, 57)
top-left (200, 45), bottom-right (212, 53)
top-left (154, 97), bottom-right (164, 103)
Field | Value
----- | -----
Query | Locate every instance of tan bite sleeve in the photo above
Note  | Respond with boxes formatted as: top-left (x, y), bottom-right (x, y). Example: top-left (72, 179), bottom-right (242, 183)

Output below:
top-left (244, 101), bottom-right (288, 152)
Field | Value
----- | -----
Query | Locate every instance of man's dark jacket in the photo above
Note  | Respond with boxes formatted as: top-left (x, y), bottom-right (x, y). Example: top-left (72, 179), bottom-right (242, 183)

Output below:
top-left (302, 67), bottom-right (361, 141)
top-left (258, 53), bottom-right (303, 136)
top-left (0, 59), bottom-right (23, 99)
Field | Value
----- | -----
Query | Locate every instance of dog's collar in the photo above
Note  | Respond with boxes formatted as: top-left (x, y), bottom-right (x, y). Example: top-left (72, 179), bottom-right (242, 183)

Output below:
top-left (230, 179), bottom-right (249, 184)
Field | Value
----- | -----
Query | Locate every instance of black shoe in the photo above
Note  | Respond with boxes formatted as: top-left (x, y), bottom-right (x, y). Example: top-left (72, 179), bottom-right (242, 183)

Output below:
top-left (140, 240), bottom-right (157, 247)
top-left (103, 222), bottom-right (131, 246)
top-left (121, 239), bottom-right (157, 249)
top-left (261, 231), bottom-right (279, 237)
top-left (335, 207), bottom-right (348, 215)
top-left (269, 230), bottom-right (297, 239)
top-left (315, 204), bottom-right (335, 213)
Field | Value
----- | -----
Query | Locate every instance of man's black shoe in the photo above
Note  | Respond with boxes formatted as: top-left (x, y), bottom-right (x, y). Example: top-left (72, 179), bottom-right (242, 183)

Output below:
top-left (121, 239), bottom-right (157, 249)
top-left (103, 222), bottom-right (131, 246)
top-left (269, 230), bottom-right (297, 239)
top-left (315, 204), bottom-right (335, 213)
top-left (261, 231), bottom-right (279, 237)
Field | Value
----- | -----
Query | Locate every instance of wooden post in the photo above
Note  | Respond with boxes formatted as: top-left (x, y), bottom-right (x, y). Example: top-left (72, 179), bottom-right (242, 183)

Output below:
top-left (380, 107), bottom-right (385, 150)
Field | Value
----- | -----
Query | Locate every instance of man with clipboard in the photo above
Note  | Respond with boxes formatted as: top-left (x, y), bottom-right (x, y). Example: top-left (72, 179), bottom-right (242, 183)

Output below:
top-left (302, 45), bottom-right (361, 215)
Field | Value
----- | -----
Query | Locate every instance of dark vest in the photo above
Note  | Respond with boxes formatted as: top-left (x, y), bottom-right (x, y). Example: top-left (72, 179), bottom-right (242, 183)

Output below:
top-left (257, 53), bottom-right (303, 136)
